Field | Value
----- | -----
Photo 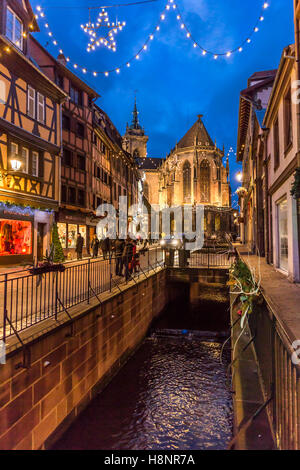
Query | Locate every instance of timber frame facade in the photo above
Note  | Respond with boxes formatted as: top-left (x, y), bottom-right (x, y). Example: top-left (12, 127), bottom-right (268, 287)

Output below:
top-left (0, 0), bottom-right (67, 264)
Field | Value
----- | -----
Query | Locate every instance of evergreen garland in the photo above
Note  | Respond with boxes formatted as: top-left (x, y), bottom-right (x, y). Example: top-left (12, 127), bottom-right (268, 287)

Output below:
top-left (291, 168), bottom-right (300, 200)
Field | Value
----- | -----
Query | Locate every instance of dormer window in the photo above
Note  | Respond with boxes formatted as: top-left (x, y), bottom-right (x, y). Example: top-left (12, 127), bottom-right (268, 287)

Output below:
top-left (6, 7), bottom-right (23, 50)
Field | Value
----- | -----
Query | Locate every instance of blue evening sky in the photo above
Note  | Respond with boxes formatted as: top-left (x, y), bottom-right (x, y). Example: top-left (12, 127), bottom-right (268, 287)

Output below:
top-left (31, 0), bottom-right (294, 206)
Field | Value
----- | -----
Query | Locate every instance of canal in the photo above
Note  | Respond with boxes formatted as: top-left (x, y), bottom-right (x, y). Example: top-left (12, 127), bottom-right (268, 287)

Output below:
top-left (52, 284), bottom-right (233, 450)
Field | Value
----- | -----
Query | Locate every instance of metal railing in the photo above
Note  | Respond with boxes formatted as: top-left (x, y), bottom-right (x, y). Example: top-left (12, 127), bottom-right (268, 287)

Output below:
top-left (170, 246), bottom-right (232, 268)
top-left (0, 247), bottom-right (165, 341)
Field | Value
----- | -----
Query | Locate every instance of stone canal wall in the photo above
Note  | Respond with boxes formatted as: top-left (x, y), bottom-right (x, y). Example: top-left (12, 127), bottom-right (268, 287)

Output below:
top-left (0, 269), bottom-right (168, 450)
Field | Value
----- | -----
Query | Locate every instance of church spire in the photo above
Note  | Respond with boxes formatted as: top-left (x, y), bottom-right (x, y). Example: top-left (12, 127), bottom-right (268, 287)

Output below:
top-left (131, 95), bottom-right (142, 130)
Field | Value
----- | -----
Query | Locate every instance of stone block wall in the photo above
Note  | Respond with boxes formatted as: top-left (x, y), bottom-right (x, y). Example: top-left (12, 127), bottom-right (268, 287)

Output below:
top-left (0, 270), bottom-right (168, 450)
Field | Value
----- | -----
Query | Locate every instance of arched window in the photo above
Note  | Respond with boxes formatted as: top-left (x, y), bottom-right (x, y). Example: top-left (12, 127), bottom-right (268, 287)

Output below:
top-left (143, 181), bottom-right (149, 200)
top-left (183, 160), bottom-right (191, 203)
top-left (215, 214), bottom-right (221, 232)
top-left (200, 159), bottom-right (210, 203)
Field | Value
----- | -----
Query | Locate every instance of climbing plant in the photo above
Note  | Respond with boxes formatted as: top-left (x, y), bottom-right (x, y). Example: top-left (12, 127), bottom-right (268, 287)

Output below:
top-left (291, 168), bottom-right (300, 200)
top-left (229, 258), bottom-right (261, 327)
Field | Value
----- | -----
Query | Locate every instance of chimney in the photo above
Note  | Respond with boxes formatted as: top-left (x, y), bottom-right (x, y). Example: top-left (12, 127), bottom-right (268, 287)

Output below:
top-left (57, 53), bottom-right (67, 67)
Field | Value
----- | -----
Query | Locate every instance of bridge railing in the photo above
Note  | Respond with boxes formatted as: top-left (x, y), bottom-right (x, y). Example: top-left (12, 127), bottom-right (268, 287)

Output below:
top-left (0, 247), bottom-right (164, 342)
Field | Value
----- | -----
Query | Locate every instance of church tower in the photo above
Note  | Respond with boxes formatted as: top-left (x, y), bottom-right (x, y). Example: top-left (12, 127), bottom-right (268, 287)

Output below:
top-left (122, 97), bottom-right (149, 159)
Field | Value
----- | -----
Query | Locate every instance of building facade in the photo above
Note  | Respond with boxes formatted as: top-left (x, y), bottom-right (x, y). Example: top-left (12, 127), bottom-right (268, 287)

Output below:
top-left (0, 0), bottom-right (67, 265)
top-left (236, 70), bottom-right (277, 254)
top-left (124, 105), bottom-right (233, 239)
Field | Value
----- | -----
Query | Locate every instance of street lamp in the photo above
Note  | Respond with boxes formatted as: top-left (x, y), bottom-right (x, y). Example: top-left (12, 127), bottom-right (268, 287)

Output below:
top-left (236, 171), bottom-right (243, 182)
top-left (10, 159), bottom-right (22, 172)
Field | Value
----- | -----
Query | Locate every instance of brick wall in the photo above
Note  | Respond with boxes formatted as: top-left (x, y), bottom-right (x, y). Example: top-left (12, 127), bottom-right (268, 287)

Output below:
top-left (0, 270), bottom-right (168, 450)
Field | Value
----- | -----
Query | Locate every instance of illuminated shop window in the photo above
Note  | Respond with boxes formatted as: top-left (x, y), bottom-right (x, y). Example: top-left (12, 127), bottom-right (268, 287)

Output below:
top-left (67, 224), bottom-right (77, 249)
top-left (0, 219), bottom-right (32, 256)
top-left (78, 225), bottom-right (86, 246)
top-left (57, 223), bottom-right (67, 249)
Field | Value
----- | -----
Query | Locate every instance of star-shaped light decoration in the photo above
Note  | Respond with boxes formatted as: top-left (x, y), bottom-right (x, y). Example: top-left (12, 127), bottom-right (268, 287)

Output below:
top-left (81, 8), bottom-right (126, 53)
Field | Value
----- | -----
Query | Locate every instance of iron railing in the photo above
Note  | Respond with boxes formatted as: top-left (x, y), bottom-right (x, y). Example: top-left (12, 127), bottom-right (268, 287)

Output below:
top-left (0, 247), bottom-right (165, 341)
top-left (170, 246), bottom-right (232, 268)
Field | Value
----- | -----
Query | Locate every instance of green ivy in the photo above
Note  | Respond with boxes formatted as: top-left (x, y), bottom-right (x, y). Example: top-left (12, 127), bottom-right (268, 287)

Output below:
top-left (291, 168), bottom-right (300, 200)
top-left (229, 259), bottom-right (260, 316)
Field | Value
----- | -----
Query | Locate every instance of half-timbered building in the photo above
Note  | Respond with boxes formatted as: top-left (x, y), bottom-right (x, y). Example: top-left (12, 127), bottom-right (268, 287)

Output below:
top-left (0, 0), bottom-right (67, 265)
top-left (29, 39), bottom-right (100, 258)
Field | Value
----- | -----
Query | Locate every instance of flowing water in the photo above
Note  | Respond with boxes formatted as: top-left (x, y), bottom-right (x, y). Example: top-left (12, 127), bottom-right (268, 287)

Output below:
top-left (53, 286), bottom-right (233, 450)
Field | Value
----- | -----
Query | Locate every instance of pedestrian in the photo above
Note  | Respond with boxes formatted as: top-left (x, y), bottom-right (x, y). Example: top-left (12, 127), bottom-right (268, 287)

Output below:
top-left (91, 234), bottom-right (100, 259)
top-left (114, 236), bottom-right (125, 276)
top-left (100, 236), bottom-right (110, 260)
top-left (75, 233), bottom-right (84, 260)
top-left (122, 236), bottom-right (134, 281)
top-left (132, 240), bottom-right (140, 273)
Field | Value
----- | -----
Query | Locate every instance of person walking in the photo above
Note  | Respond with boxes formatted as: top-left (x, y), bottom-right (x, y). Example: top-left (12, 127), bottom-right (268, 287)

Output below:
top-left (122, 236), bottom-right (134, 281)
top-left (114, 237), bottom-right (125, 276)
top-left (100, 236), bottom-right (110, 260)
top-left (75, 233), bottom-right (84, 260)
top-left (91, 234), bottom-right (100, 259)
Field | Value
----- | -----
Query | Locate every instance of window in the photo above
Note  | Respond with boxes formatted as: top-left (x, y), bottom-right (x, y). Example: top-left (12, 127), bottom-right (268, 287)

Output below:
top-left (32, 151), bottom-right (39, 177)
top-left (277, 198), bottom-right (288, 272)
top-left (96, 166), bottom-right (100, 179)
top-left (61, 185), bottom-right (67, 203)
top-left (62, 114), bottom-right (70, 130)
top-left (37, 93), bottom-right (45, 123)
top-left (183, 160), bottom-right (191, 202)
top-left (0, 219), bottom-right (32, 256)
top-left (68, 187), bottom-right (76, 204)
top-left (57, 223), bottom-right (67, 248)
top-left (21, 148), bottom-right (29, 173)
top-left (200, 160), bottom-right (210, 203)
top-left (284, 87), bottom-right (292, 149)
top-left (62, 148), bottom-right (72, 166)
top-left (76, 122), bottom-right (84, 138)
top-left (143, 181), bottom-right (149, 200)
top-left (6, 7), bottom-right (23, 50)
top-left (77, 190), bottom-right (85, 207)
top-left (27, 86), bottom-right (35, 119)
top-left (70, 84), bottom-right (82, 105)
top-left (274, 117), bottom-right (280, 169)
top-left (56, 75), bottom-right (64, 89)
top-left (77, 154), bottom-right (85, 171)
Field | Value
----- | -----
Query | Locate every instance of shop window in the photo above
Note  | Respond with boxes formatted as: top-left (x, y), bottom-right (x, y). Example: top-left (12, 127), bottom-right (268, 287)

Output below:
top-left (57, 223), bottom-right (67, 249)
top-left (67, 224), bottom-right (77, 248)
top-left (6, 7), bottom-right (23, 50)
top-left (0, 219), bottom-right (32, 256)
top-left (277, 198), bottom-right (288, 272)
top-left (78, 225), bottom-right (86, 246)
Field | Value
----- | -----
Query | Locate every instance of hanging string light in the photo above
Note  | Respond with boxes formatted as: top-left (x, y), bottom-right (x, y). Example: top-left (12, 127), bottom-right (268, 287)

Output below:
top-left (34, 1), bottom-right (270, 78)
top-left (173, 1), bottom-right (269, 57)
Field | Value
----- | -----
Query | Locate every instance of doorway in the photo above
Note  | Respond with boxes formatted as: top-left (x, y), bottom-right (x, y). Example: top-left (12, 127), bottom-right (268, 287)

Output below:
top-left (37, 223), bottom-right (45, 261)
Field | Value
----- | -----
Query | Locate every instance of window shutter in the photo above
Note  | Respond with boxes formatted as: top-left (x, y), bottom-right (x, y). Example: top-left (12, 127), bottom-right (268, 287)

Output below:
top-left (28, 86), bottom-right (35, 118)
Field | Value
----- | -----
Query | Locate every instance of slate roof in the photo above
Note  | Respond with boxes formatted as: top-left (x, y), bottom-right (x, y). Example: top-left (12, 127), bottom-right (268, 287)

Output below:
top-left (138, 157), bottom-right (164, 170)
top-left (177, 115), bottom-right (214, 149)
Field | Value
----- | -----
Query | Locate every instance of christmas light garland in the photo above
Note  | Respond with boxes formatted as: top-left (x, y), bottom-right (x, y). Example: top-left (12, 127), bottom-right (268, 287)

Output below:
top-left (34, 1), bottom-right (270, 77)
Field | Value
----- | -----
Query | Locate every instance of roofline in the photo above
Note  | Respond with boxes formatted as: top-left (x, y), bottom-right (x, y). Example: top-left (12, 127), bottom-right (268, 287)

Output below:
top-left (0, 34), bottom-right (68, 101)
top-left (29, 35), bottom-right (100, 99)
top-left (263, 45), bottom-right (295, 127)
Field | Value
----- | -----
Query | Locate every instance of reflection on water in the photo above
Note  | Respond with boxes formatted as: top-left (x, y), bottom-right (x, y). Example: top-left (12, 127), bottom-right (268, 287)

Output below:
top-left (53, 335), bottom-right (232, 450)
